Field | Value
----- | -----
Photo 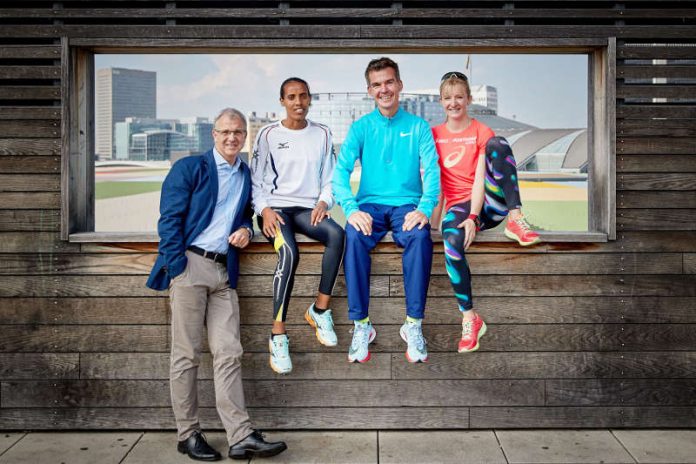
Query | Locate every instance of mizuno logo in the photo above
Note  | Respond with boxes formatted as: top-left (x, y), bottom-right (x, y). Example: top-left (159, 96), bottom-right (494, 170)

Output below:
top-left (277, 142), bottom-right (289, 149)
top-left (400, 132), bottom-right (412, 137)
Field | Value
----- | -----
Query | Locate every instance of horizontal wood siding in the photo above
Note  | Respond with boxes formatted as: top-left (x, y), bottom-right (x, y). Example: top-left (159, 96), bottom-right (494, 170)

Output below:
top-left (1, 1), bottom-right (695, 430)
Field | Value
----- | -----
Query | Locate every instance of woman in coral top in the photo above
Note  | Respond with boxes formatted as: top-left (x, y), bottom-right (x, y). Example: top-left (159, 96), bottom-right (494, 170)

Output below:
top-left (431, 71), bottom-right (540, 353)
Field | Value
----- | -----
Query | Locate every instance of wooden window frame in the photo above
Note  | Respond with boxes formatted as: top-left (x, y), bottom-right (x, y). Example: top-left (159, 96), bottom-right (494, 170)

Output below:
top-left (61, 37), bottom-right (616, 243)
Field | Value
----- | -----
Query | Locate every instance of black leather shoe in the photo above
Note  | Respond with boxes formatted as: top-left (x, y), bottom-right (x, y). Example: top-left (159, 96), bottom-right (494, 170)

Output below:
top-left (228, 430), bottom-right (287, 460)
top-left (177, 431), bottom-right (222, 461)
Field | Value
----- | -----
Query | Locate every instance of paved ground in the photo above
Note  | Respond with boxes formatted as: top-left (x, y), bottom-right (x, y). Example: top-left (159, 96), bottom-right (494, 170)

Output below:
top-left (95, 190), bottom-right (161, 232)
top-left (1, 429), bottom-right (695, 463)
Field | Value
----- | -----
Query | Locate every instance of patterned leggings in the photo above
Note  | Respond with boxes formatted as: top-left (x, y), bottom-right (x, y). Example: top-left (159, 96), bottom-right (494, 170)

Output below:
top-left (257, 207), bottom-right (345, 322)
top-left (441, 136), bottom-right (522, 311)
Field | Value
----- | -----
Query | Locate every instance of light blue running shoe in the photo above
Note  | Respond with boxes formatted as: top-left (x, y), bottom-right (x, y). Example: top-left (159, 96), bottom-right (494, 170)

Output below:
top-left (305, 303), bottom-right (338, 347)
top-left (399, 320), bottom-right (428, 363)
top-left (268, 334), bottom-right (292, 374)
top-left (348, 320), bottom-right (376, 363)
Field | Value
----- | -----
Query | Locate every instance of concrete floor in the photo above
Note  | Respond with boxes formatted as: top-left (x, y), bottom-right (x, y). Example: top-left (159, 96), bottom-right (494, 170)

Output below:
top-left (1, 429), bottom-right (695, 463)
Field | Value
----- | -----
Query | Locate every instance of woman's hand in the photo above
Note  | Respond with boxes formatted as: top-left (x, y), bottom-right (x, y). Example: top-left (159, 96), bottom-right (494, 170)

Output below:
top-left (261, 207), bottom-right (285, 238)
top-left (311, 201), bottom-right (330, 226)
top-left (457, 218), bottom-right (477, 250)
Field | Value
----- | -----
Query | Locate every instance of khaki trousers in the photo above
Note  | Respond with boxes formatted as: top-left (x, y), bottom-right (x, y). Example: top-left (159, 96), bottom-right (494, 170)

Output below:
top-left (169, 250), bottom-right (253, 446)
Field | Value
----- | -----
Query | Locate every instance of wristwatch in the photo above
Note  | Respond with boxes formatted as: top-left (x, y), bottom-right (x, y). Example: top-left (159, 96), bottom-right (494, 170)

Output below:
top-left (467, 213), bottom-right (482, 230)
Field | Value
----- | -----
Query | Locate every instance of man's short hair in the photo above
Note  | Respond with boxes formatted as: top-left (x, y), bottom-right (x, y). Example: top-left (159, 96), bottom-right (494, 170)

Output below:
top-left (214, 108), bottom-right (247, 129)
top-left (364, 57), bottom-right (401, 85)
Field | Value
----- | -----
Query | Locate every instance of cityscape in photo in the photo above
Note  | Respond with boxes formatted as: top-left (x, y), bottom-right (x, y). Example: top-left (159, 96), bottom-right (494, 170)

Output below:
top-left (94, 55), bottom-right (588, 232)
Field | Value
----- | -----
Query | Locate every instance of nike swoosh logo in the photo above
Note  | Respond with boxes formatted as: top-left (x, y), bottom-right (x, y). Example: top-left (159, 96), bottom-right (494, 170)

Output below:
top-left (400, 132), bottom-right (412, 137)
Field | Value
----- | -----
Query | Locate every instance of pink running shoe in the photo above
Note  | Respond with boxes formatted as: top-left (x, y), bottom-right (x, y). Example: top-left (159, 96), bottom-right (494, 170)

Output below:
top-left (458, 315), bottom-right (487, 353)
top-left (504, 215), bottom-right (541, 246)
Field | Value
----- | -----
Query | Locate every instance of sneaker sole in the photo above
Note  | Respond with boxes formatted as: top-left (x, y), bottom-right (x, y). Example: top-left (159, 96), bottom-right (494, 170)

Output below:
top-left (348, 351), bottom-right (371, 363)
top-left (458, 321), bottom-right (488, 353)
top-left (304, 310), bottom-right (338, 347)
top-left (504, 228), bottom-right (541, 246)
top-left (347, 327), bottom-right (377, 363)
top-left (405, 352), bottom-right (428, 363)
top-left (269, 358), bottom-right (291, 374)
top-left (399, 325), bottom-right (428, 363)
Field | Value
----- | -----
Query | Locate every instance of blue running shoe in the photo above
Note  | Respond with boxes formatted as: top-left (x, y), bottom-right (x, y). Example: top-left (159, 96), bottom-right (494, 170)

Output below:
top-left (399, 320), bottom-right (428, 363)
top-left (305, 303), bottom-right (338, 347)
top-left (268, 334), bottom-right (292, 374)
top-left (348, 321), bottom-right (376, 363)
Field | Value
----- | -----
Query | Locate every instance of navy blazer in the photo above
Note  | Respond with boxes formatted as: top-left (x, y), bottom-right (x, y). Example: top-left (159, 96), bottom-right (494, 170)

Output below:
top-left (146, 150), bottom-right (253, 291)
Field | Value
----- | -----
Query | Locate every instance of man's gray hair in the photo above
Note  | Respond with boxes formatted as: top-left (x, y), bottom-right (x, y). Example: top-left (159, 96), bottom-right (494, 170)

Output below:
top-left (214, 108), bottom-right (247, 128)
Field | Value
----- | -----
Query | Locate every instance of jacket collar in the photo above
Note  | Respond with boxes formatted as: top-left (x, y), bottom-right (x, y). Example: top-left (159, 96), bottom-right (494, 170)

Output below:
top-left (203, 149), bottom-right (218, 198)
top-left (212, 147), bottom-right (242, 173)
top-left (371, 107), bottom-right (404, 125)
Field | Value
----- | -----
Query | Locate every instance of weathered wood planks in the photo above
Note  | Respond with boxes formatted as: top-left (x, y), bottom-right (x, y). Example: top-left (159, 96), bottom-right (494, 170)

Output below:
top-left (0, 252), bottom-right (684, 275)
top-left (0, 1), bottom-right (695, 432)
top-left (3, 323), bottom-right (695, 353)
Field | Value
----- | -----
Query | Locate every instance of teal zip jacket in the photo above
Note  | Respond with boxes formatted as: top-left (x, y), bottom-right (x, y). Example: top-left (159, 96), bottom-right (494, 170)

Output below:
top-left (332, 108), bottom-right (441, 218)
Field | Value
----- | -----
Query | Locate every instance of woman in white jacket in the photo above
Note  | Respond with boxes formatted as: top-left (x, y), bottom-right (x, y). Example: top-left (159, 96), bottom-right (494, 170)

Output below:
top-left (250, 77), bottom-right (345, 375)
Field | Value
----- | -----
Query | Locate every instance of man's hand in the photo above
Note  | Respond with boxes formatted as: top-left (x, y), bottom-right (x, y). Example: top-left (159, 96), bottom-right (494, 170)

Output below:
top-left (402, 209), bottom-right (429, 231)
top-left (348, 211), bottom-right (373, 236)
top-left (457, 218), bottom-right (477, 250)
top-left (261, 207), bottom-right (285, 238)
top-left (311, 201), bottom-right (330, 226)
top-left (228, 227), bottom-right (252, 249)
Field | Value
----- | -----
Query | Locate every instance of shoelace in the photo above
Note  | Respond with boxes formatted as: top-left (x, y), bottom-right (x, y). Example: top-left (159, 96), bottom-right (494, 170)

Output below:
top-left (272, 338), bottom-right (289, 358)
top-left (249, 430), bottom-right (266, 441)
top-left (351, 324), bottom-right (370, 348)
top-left (318, 310), bottom-right (334, 328)
top-left (462, 320), bottom-right (473, 336)
top-left (194, 431), bottom-right (210, 443)
top-left (407, 324), bottom-right (426, 350)
top-left (514, 217), bottom-right (532, 231)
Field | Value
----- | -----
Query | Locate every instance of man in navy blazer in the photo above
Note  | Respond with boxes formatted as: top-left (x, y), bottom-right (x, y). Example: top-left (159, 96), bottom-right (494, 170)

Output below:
top-left (147, 108), bottom-right (287, 461)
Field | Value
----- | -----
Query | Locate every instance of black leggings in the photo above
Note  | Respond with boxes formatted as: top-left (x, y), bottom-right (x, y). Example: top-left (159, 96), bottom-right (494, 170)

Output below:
top-left (257, 207), bottom-right (345, 322)
top-left (441, 136), bottom-right (522, 311)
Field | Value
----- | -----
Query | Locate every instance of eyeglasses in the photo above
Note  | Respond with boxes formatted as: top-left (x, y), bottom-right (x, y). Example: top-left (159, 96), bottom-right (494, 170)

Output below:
top-left (213, 129), bottom-right (247, 138)
top-left (440, 71), bottom-right (468, 82)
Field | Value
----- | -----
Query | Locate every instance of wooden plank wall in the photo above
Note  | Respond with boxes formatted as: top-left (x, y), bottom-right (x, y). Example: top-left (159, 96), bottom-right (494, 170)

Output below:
top-left (1, 1), bottom-right (695, 430)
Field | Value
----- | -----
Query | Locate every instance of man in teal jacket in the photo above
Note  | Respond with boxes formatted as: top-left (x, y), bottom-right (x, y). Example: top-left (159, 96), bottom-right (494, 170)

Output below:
top-left (332, 57), bottom-right (441, 364)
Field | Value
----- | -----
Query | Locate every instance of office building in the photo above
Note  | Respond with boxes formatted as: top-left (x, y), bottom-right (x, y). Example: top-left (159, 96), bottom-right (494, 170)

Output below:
top-left (309, 91), bottom-right (524, 147)
top-left (114, 118), bottom-right (176, 160)
top-left (177, 117), bottom-right (214, 154)
top-left (130, 130), bottom-right (197, 162)
top-left (471, 85), bottom-right (498, 114)
top-left (114, 116), bottom-right (214, 161)
top-left (310, 93), bottom-right (375, 145)
top-left (244, 111), bottom-right (278, 155)
top-left (95, 67), bottom-right (156, 159)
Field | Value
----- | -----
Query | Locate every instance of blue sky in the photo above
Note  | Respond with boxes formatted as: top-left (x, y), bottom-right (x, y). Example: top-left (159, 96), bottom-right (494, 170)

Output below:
top-left (96, 53), bottom-right (587, 129)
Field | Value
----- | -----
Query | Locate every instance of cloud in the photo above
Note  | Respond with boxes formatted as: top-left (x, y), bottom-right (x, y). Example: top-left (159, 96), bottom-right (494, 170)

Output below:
top-left (103, 53), bottom-right (588, 128)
